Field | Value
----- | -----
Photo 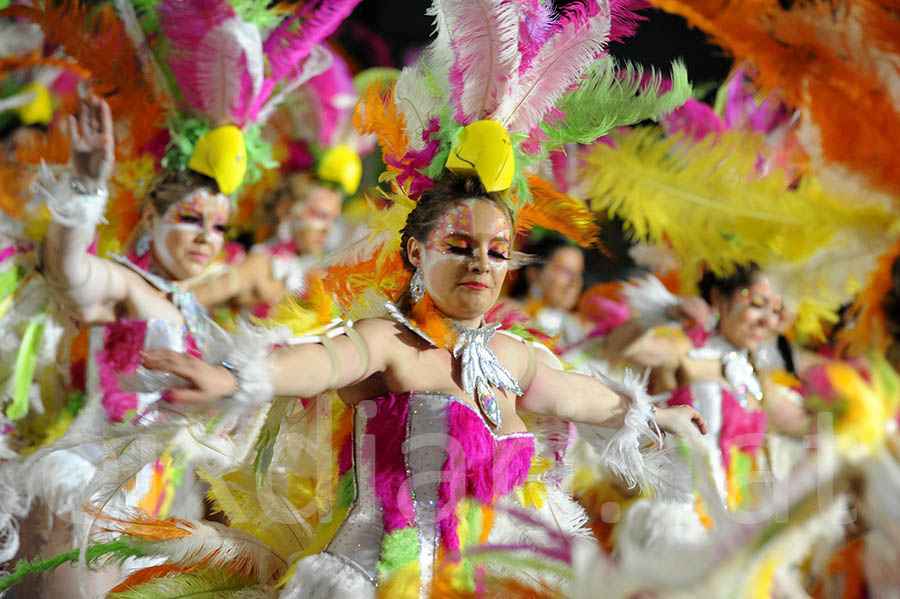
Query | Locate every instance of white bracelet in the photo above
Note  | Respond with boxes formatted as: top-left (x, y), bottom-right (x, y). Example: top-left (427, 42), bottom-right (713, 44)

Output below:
top-left (35, 162), bottom-right (108, 228)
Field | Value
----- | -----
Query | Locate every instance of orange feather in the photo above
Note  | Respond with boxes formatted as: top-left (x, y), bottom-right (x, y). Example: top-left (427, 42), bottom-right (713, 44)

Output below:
top-left (517, 174), bottom-right (602, 248)
top-left (0, 163), bottom-right (31, 219)
top-left (1, 2), bottom-right (165, 161)
top-left (649, 0), bottom-right (900, 200)
top-left (15, 123), bottom-right (70, 166)
top-left (353, 83), bottom-right (409, 169)
top-left (840, 240), bottom-right (900, 356)
top-left (106, 564), bottom-right (186, 595)
top-left (0, 55), bottom-right (91, 79)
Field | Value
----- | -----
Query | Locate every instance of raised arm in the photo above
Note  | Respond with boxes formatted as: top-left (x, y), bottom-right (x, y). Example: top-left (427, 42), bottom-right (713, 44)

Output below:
top-left (39, 97), bottom-right (131, 322)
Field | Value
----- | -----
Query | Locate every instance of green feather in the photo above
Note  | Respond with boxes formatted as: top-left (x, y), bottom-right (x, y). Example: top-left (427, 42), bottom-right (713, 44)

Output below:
top-left (0, 540), bottom-right (144, 592)
top-left (541, 58), bottom-right (693, 147)
top-left (107, 567), bottom-right (261, 599)
top-left (7, 313), bottom-right (45, 420)
top-left (230, 0), bottom-right (283, 30)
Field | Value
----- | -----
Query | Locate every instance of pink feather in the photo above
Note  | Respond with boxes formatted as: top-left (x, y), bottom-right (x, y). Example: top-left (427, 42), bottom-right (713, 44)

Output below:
top-left (158, 0), bottom-right (236, 116)
top-left (439, 0), bottom-right (521, 122)
top-left (661, 98), bottom-right (726, 142)
top-left (517, 0), bottom-right (554, 75)
top-left (608, 0), bottom-right (649, 44)
top-left (301, 47), bottom-right (356, 146)
top-left (249, 0), bottom-right (361, 121)
top-left (494, 0), bottom-right (611, 134)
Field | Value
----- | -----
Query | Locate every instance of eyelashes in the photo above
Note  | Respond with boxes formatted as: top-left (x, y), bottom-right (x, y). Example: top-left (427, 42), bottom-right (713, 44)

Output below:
top-left (446, 246), bottom-right (510, 261)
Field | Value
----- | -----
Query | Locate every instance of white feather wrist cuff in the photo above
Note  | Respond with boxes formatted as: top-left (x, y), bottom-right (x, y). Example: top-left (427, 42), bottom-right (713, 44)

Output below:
top-left (35, 162), bottom-right (108, 228)
top-left (577, 368), bottom-right (691, 501)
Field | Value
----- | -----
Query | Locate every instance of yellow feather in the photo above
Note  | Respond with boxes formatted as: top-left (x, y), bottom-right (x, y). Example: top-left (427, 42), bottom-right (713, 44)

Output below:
top-left (583, 127), bottom-right (897, 336)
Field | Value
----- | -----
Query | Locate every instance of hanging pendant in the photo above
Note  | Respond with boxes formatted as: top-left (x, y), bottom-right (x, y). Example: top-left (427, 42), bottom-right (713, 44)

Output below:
top-left (453, 322), bottom-right (522, 429)
top-left (474, 380), bottom-right (502, 429)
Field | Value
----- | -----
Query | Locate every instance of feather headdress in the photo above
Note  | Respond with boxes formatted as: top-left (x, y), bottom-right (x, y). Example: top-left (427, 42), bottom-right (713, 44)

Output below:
top-left (358, 0), bottom-right (692, 204)
top-left (335, 0), bottom-right (693, 315)
top-left (121, 0), bottom-right (362, 194)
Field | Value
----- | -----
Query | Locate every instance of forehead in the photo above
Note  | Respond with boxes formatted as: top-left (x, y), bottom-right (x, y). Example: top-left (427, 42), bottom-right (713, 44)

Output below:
top-left (432, 199), bottom-right (510, 236)
top-left (168, 190), bottom-right (229, 215)
top-left (294, 187), bottom-right (342, 213)
top-left (549, 246), bottom-right (584, 270)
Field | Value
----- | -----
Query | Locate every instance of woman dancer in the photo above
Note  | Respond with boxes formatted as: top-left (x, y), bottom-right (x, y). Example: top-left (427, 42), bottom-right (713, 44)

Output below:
top-left (138, 171), bottom-right (706, 598)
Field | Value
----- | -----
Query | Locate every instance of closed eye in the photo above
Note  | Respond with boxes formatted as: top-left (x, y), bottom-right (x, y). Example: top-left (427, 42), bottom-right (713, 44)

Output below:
top-left (448, 246), bottom-right (473, 256)
top-left (489, 250), bottom-right (510, 261)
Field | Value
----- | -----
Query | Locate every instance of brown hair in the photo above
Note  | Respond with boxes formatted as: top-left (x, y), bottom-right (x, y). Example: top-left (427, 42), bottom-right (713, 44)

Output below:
top-left (395, 172), bottom-right (514, 313)
top-left (128, 169), bottom-right (220, 249)
top-left (256, 172), bottom-right (337, 242)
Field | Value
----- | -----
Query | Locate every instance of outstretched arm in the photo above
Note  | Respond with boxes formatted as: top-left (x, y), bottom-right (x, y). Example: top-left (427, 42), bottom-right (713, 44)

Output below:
top-left (141, 317), bottom-right (392, 404)
top-left (40, 97), bottom-right (131, 322)
top-left (518, 359), bottom-right (706, 438)
top-left (188, 252), bottom-right (286, 309)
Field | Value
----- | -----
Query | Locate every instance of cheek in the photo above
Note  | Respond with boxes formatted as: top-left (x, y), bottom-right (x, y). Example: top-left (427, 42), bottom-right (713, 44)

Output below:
top-left (165, 228), bottom-right (195, 257)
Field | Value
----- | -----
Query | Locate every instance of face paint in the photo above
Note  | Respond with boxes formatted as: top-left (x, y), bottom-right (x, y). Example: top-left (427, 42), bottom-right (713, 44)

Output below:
top-left (416, 199), bottom-right (511, 326)
top-left (424, 200), bottom-right (511, 267)
top-left (152, 190), bottom-right (229, 274)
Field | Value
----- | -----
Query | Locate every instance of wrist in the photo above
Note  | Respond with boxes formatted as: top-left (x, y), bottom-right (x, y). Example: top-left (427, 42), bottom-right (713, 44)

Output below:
top-left (218, 361), bottom-right (240, 395)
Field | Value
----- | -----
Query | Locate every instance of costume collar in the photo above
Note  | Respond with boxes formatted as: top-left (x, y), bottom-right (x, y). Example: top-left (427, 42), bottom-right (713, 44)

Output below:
top-left (384, 301), bottom-right (522, 428)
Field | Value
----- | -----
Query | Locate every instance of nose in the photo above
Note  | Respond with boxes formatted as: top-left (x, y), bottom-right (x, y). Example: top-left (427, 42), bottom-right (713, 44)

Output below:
top-left (469, 248), bottom-right (491, 274)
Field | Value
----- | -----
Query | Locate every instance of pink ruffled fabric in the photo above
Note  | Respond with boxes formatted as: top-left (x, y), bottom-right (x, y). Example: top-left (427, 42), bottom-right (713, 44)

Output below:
top-left (668, 385), bottom-right (766, 470)
top-left (95, 320), bottom-right (147, 422)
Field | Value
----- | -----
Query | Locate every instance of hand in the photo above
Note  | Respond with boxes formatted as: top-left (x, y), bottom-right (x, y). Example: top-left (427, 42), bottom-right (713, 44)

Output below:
top-left (654, 405), bottom-right (707, 440)
top-left (69, 95), bottom-right (114, 185)
top-left (141, 349), bottom-right (237, 404)
top-left (668, 296), bottom-right (715, 329)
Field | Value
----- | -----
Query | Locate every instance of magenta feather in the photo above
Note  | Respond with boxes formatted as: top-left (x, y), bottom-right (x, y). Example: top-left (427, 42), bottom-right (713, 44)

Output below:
top-left (440, 0), bottom-right (521, 123)
top-left (158, 0), bottom-right (236, 116)
top-left (517, 0), bottom-right (555, 75)
top-left (249, 0), bottom-right (361, 121)
top-left (661, 98), bottom-right (725, 142)
top-left (608, 0), bottom-right (649, 44)
top-left (494, 0), bottom-right (611, 134)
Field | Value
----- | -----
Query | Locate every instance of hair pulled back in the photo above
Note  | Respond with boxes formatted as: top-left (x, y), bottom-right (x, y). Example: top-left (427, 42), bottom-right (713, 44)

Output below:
top-left (697, 263), bottom-right (760, 304)
top-left (128, 169), bottom-right (221, 251)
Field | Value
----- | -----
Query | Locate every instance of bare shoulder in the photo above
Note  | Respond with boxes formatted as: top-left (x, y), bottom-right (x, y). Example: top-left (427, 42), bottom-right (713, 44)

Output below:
top-left (353, 317), bottom-right (417, 348)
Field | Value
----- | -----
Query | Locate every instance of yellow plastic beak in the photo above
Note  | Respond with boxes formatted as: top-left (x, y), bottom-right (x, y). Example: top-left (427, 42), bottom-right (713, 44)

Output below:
top-left (188, 125), bottom-right (247, 194)
top-left (317, 144), bottom-right (362, 195)
top-left (16, 81), bottom-right (53, 125)
top-left (444, 119), bottom-right (515, 192)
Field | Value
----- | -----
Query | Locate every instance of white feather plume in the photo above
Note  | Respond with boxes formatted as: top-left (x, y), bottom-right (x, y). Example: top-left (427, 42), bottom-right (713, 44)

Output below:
top-left (493, 0), bottom-right (611, 134)
top-left (437, 0), bottom-right (521, 121)
top-left (196, 17), bottom-right (264, 126)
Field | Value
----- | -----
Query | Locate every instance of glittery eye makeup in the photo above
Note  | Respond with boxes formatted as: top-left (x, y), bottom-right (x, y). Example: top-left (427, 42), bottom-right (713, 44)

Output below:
top-left (162, 191), bottom-right (229, 237)
top-left (424, 201), bottom-right (510, 265)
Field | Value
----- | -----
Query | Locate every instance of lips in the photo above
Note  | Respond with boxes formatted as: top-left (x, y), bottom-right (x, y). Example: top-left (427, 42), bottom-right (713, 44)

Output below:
top-left (460, 281), bottom-right (489, 290)
top-left (188, 251), bottom-right (208, 262)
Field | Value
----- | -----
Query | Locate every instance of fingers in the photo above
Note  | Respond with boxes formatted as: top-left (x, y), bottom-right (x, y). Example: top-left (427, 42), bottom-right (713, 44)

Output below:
top-left (68, 114), bottom-right (81, 144)
top-left (141, 349), bottom-right (203, 380)
top-left (99, 97), bottom-right (114, 151)
top-left (692, 411), bottom-right (707, 435)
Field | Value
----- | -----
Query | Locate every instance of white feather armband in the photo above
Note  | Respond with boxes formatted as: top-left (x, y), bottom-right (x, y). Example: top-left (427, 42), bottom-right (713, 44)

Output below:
top-left (576, 368), bottom-right (691, 501)
top-left (624, 275), bottom-right (680, 329)
top-left (34, 162), bottom-right (108, 228)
